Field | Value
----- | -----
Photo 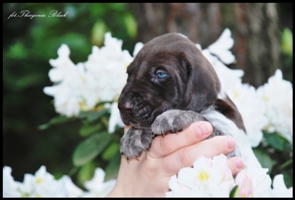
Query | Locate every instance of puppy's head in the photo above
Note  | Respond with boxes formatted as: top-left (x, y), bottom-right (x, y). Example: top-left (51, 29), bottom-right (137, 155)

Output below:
top-left (118, 33), bottom-right (244, 131)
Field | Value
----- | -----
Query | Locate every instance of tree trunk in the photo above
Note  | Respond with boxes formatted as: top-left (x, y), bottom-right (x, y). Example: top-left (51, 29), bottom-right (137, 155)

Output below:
top-left (129, 3), bottom-right (281, 87)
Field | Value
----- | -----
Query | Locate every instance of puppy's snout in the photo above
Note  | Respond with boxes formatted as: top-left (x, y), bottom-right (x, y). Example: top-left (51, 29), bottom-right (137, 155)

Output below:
top-left (118, 101), bottom-right (133, 111)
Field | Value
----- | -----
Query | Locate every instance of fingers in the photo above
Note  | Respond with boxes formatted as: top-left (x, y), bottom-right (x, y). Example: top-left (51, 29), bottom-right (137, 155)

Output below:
top-left (227, 157), bottom-right (244, 176)
top-left (159, 136), bottom-right (237, 175)
top-left (148, 121), bottom-right (213, 158)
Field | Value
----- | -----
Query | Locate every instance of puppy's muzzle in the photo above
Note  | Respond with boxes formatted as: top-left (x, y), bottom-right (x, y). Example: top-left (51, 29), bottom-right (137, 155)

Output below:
top-left (118, 97), bottom-right (133, 124)
top-left (118, 100), bottom-right (133, 112)
top-left (118, 93), bottom-right (155, 128)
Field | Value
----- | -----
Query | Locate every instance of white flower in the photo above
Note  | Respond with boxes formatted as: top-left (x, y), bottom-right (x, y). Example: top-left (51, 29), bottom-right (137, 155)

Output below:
top-left (84, 33), bottom-right (131, 102)
top-left (233, 167), bottom-right (273, 197)
top-left (3, 166), bottom-right (21, 197)
top-left (107, 102), bottom-right (125, 133)
top-left (166, 153), bottom-right (276, 197)
top-left (207, 28), bottom-right (235, 64)
top-left (27, 165), bottom-right (65, 197)
top-left (83, 168), bottom-right (116, 197)
top-left (245, 167), bottom-right (272, 197)
top-left (3, 166), bottom-right (87, 197)
top-left (58, 175), bottom-right (84, 197)
top-left (199, 45), bottom-right (244, 94)
top-left (10, 165), bottom-right (64, 197)
top-left (256, 69), bottom-right (293, 143)
top-left (198, 30), bottom-right (241, 97)
top-left (226, 82), bottom-right (268, 147)
top-left (45, 47), bottom-right (91, 117)
top-left (44, 32), bottom-right (132, 117)
top-left (132, 42), bottom-right (144, 57)
top-left (166, 175), bottom-right (189, 196)
top-left (48, 44), bottom-right (77, 83)
top-left (166, 154), bottom-right (235, 197)
top-left (234, 170), bottom-right (254, 197)
top-left (199, 31), bottom-right (268, 147)
top-left (271, 174), bottom-right (293, 197)
top-left (16, 173), bottom-right (35, 197)
top-left (44, 84), bottom-right (81, 117)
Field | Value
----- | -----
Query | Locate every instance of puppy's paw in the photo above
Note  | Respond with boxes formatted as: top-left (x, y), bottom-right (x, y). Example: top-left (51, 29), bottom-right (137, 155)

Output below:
top-left (151, 109), bottom-right (205, 135)
top-left (120, 128), bottom-right (153, 159)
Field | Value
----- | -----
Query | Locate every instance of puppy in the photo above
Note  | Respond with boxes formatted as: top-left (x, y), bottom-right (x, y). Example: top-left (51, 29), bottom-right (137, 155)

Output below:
top-left (118, 33), bottom-right (261, 168)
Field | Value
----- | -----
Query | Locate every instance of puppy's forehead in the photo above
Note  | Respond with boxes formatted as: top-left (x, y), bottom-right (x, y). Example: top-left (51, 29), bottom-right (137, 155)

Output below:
top-left (132, 33), bottom-right (195, 63)
top-left (127, 33), bottom-right (198, 77)
top-left (127, 52), bottom-right (173, 78)
top-left (144, 33), bottom-right (194, 53)
top-left (131, 51), bottom-right (180, 70)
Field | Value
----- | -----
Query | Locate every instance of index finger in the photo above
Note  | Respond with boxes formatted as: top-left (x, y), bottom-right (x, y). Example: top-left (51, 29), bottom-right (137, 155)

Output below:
top-left (148, 121), bottom-right (213, 158)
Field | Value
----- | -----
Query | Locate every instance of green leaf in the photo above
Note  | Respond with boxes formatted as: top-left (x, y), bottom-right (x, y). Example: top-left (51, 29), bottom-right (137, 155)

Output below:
top-left (282, 141), bottom-right (293, 154)
top-left (108, 3), bottom-right (126, 11)
top-left (68, 166), bottom-right (79, 177)
top-left (104, 151), bottom-right (121, 181)
top-left (281, 28), bottom-right (293, 56)
top-left (102, 142), bottom-right (120, 160)
top-left (253, 148), bottom-right (276, 173)
top-left (263, 132), bottom-right (285, 151)
top-left (77, 161), bottom-right (96, 186)
top-left (79, 123), bottom-right (102, 137)
top-left (78, 108), bottom-right (109, 121)
top-left (280, 159), bottom-right (293, 170)
top-left (123, 13), bottom-right (137, 38)
top-left (38, 115), bottom-right (72, 130)
top-left (229, 185), bottom-right (239, 197)
top-left (282, 171), bottom-right (293, 188)
top-left (72, 132), bottom-right (112, 166)
top-left (91, 20), bottom-right (108, 46)
top-left (7, 41), bottom-right (28, 59)
top-left (89, 3), bottom-right (106, 17)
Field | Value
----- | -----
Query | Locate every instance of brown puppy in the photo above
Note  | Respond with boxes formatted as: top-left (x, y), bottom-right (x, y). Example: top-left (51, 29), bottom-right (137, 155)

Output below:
top-left (118, 33), bottom-right (246, 160)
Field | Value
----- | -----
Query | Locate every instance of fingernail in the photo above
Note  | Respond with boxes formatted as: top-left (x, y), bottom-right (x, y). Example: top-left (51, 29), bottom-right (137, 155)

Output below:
top-left (225, 137), bottom-right (235, 150)
top-left (235, 158), bottom-right (244, 169)
top-left (197, 122), bottom-right (211, 136)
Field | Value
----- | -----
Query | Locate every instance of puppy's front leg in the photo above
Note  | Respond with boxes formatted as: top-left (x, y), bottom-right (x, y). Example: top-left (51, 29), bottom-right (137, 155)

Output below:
top-left (151, 109), bottom-right (205, 135)
top-left (120, 127), bottom-right (153, 159)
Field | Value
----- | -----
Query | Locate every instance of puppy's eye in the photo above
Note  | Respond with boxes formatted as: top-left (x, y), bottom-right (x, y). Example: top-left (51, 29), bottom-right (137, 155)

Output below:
top-left (156, 70), bottom-right (168, 79)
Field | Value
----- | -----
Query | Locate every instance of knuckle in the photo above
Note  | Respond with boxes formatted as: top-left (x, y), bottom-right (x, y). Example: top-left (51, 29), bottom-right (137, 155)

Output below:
top-left (176, 148), bottom-right (190, 166)
top-left (159, 136), bottom-right (173, 153)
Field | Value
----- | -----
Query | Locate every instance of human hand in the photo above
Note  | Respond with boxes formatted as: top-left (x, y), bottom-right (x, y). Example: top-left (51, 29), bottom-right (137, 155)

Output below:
top-left (106, 121), bottom-right (244, 197)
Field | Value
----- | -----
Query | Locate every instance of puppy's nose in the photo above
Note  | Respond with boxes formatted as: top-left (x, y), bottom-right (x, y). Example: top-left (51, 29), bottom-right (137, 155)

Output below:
top-left (118, 101), bottom-right (133, 111)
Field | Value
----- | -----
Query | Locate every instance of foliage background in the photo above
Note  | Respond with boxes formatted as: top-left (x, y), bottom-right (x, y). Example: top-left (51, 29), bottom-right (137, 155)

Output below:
top-left (3, 3), bottom-right (293, 190)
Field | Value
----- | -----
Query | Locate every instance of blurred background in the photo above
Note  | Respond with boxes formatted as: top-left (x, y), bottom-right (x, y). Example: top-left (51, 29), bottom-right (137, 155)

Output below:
top-left (3, 3), bottom-right (293, 189)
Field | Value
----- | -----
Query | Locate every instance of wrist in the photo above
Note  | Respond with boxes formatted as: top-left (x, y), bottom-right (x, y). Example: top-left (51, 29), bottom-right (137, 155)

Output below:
top-left (106, 182), bottom-right (127, 197)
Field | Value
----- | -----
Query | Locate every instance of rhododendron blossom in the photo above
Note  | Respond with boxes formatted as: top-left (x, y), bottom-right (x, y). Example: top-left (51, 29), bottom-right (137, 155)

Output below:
top-left (256, 69), bottom-right (293, 143)
top-left (166, 155), bottom-right (235, 197)
top-left (3, 166), bottom-right (115, 197)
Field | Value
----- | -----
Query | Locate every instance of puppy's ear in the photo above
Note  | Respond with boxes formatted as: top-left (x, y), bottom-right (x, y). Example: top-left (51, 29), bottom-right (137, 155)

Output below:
top-left (177, 50), bottom-right (221, 112)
